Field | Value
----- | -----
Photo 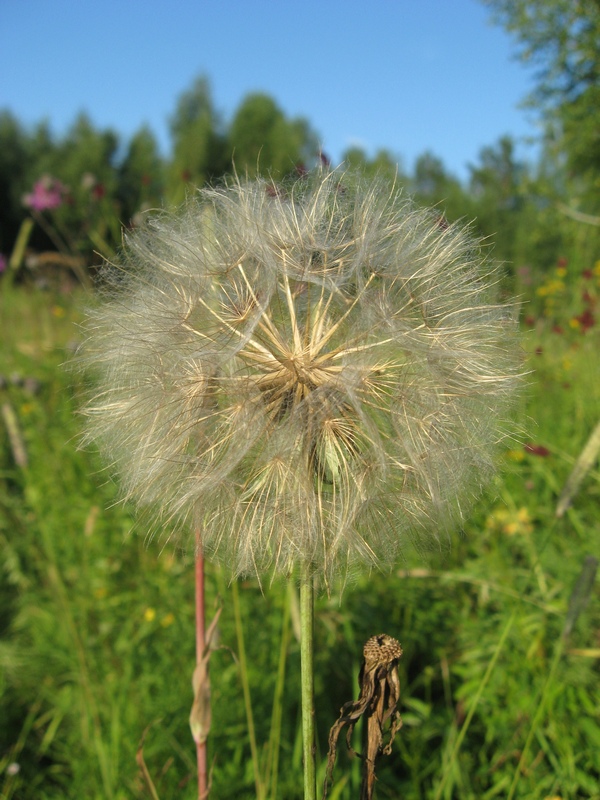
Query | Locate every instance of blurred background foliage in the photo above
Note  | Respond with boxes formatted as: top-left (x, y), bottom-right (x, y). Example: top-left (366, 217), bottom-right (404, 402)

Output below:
top-left (1, 1), bottom-right (599, 798)
top-left (3, 70), bottom-right (600, 281)
top-left (2, 0), bottom-right (600, 282)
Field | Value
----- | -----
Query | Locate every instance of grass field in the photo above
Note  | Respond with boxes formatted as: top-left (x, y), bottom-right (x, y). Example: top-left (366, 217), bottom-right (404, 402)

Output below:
top-left (0, 264), bottom-right (599, 799)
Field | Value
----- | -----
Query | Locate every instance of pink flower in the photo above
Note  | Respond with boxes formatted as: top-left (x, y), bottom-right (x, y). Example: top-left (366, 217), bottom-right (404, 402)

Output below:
top-left (23, 175), bottom-right (66, 211)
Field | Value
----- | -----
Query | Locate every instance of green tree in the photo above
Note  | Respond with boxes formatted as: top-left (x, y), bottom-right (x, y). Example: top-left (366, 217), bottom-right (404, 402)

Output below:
top-left (411, 151), bottom-right (473, 222)
top-left (468, 136), bottom-right (527, 265)
top-left (513, 154), bottom-right (573, 273)
top-left (483, 0), bottom-right (600, 198)
top-left (467, 136), bottom-right (578, 280)
top-left (0, 111), bottom-right (31, 252)
top-left (167, 76), bottom-right (226, 204)
top-left (227, 93), bottom-right (318, 178)
top-left (342, 145), bottom-right (369, 171)
top-left (53, 113), bottom-right (119, 188)
top-left (48, 113), bottom-right (121, 254)
top-left (118, 125), bottom-right (164, 223)
top-left (26, 120), bottom-right (55, 177)
top-left (342, 145), bottom-right (404, 182)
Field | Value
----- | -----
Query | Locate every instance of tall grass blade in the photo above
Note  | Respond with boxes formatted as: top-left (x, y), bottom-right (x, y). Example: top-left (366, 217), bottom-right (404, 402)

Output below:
top-left (265, 585), bottom-right (292, 800)
top-left (556, 418), bottom-right (600, 517)
top-left (507, 555), bottom-right (598, 799)
top-left (563, 554), bottom-right (598, 638)
top-left (231, 579), bottom-right (265, 800)
top-left (433, 612), bottom-right (516, 800)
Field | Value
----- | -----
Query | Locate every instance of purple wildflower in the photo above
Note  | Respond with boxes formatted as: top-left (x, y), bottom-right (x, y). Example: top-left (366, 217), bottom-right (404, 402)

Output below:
top-left (22, 175), bottom-right (66, 211)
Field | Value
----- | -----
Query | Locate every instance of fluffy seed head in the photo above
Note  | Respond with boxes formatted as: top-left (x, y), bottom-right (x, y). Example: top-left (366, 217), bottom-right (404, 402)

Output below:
top-left (79, 171), bottom-right (520, 583)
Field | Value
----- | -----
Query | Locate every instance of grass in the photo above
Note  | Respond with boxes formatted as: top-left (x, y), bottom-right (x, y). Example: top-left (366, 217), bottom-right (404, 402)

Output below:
top-left (0, 270), bottom-right (599, 799)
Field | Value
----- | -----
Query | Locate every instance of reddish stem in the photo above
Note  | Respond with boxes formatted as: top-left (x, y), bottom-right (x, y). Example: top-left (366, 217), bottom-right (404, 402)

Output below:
top-left (195, 532), bottom-right (208, 800)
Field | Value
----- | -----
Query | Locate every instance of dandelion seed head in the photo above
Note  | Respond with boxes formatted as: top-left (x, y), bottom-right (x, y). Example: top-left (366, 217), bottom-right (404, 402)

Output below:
top-left (79, 171), bottom-right (520, 584)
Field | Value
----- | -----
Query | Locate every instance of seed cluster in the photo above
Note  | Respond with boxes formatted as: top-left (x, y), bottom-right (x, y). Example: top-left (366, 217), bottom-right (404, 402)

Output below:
top-left (79, 171), bottom-right (520, 583)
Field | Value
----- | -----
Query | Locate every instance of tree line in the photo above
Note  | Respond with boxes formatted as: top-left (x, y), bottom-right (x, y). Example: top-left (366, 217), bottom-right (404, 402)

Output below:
top-left (1, 0), bottom-right (599, 283)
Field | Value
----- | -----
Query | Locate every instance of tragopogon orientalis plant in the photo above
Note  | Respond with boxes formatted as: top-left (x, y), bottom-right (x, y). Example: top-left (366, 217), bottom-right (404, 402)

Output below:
top-left (79, 169), bottom-right (521, 799)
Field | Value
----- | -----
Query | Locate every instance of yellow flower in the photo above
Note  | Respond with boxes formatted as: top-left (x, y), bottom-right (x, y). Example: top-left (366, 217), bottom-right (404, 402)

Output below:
top-left (51, 305), bottom-right (66, 318)
top-left (144, 607), bottom-right (156, 622)
top-left (505, 449), bottom-right (525, 462)
top-left (486, 506), bottom-right (533, 536)
top-left (161, 553), bottom-right (177, 572)
top-left (161, 612), bottom-right (175, 627)
top-left (485, 507), bottom-right (509, 531)
top-left (507, 507), bottom-right (534, 535)
top-left (555, 267), bottom-right (567, 278)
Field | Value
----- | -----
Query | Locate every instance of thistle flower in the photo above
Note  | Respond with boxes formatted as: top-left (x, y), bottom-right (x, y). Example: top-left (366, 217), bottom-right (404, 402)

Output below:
top-left (80, 171), bottom-right (520, 583)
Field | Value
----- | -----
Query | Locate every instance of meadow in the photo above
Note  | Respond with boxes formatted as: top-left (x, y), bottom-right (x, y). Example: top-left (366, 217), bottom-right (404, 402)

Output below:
top-left (0, 252), bottom-right (599, 800)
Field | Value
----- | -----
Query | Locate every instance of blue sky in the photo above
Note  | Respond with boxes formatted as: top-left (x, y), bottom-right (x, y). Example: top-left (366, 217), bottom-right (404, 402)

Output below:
top-left (2, 0), bottom-right (539, 181)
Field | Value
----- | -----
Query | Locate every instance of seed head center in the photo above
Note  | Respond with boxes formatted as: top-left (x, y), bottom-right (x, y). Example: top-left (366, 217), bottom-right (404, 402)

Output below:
top-left (281, 353), bottom-right (316, 387)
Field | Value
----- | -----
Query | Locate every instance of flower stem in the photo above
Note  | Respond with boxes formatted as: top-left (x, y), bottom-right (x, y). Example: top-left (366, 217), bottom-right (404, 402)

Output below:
top-left (265, 585), bottom-right (292, 799)
top-left (231, 579), bottom-right (264, 800)
top-left (300, 564), bottom-right (316, 800)
top-left (195, 540), bottom-right (208, 800)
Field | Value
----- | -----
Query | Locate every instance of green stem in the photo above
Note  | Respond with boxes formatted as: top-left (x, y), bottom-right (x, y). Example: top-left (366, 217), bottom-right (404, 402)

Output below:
top-left (231, 579), bottom-right (264, 800)
top-left (265, 585), bottom-right (292, 800)
top-left (300, 564), bottom-right (316, 800)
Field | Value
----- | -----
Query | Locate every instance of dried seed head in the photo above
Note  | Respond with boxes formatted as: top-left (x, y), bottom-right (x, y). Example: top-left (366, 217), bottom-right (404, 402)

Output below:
top-left (79, 170), bottom-right (520, 584)
top-left (325, 631), bottom-right (403, 798)
top-left (363, 634), bottom-right (403, 665)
